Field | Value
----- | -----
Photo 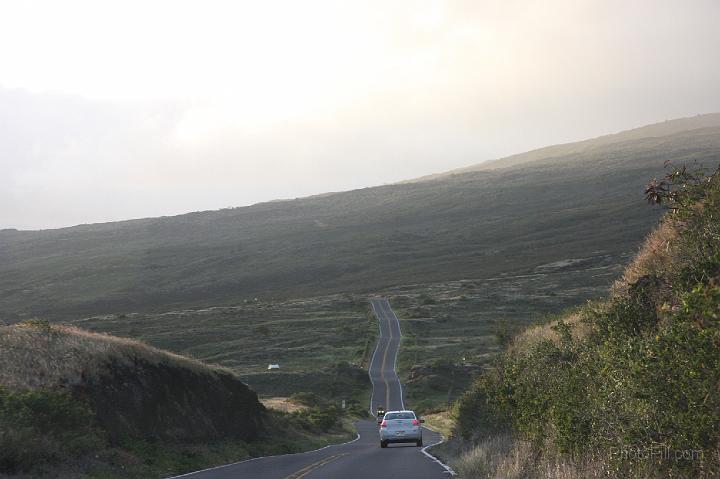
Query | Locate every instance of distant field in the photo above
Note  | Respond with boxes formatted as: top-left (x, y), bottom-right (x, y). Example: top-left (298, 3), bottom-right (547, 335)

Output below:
top-left (73, 294), bottom-right (376, 408)
top-left (73, 249), bottom-right (628, 414)
top-left (381, 249), bottom-right (630, 412)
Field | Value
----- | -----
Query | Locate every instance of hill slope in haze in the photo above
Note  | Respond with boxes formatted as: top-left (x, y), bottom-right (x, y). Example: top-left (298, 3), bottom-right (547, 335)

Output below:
top-left (2, 114), bottom-right (720, 320)
top-left (412, 112), bottom-right (720, 181)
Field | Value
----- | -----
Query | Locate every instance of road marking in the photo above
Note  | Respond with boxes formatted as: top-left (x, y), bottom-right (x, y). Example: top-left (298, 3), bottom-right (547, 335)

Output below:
top-left (167, 435), bottom-right (359, 478)
top-left (373, 299), bottom-right (455, 475)
top-left (387, 302), bottom-right (405, 410)
top-left (371, 298), bottom-right (394, 412)
top-left (380, 305), bottom-right (393, 408)
top-left (370, 298), bottom-right (404, 412)
top-left (368, 299), bottom-right (383, 414)
top-left (283, 453), bottom-right (348, 479)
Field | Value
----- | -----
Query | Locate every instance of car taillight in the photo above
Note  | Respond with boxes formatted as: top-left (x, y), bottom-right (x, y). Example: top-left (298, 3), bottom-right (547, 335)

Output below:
top-left (380, 420), bottom-right (387, 428)
top-left (412, 419), bottom-right (419, 426)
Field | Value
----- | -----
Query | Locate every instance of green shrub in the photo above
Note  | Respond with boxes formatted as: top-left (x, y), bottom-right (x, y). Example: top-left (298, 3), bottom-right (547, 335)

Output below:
top-left (290, 406), bottom-right (341, 432)
top-left (453, 372), bottom-right (509, 440)
top-left (0, 388), bottom-right (103, 473)
top-left (420, 294), bottom-right (437, 305)
top-left (455, 163), bottom-right (720, 476)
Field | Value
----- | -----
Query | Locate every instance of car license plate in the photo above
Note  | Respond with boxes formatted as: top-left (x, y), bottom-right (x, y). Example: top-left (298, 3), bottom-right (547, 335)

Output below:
top-left (396, 431), bottom-right (405, 436)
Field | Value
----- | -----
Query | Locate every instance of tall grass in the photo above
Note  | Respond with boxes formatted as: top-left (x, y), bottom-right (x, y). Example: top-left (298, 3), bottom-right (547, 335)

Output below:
top-left (0, 319), bottom-right (231, 391)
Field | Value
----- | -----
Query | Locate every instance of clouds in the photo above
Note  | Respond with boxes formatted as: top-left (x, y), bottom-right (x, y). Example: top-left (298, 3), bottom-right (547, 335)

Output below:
top-left (1, 0), bottom-right (719, 229)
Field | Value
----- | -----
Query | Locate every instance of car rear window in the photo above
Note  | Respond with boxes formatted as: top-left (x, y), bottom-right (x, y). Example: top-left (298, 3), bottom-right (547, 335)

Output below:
top-left (384, 412), bottom-right (415, 420)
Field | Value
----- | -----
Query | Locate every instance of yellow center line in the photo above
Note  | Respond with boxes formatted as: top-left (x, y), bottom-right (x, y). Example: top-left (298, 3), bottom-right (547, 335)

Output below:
top-left (379, 304), bottom-right (393, 409)
top-left (283, 453), bottom-right (349, 479)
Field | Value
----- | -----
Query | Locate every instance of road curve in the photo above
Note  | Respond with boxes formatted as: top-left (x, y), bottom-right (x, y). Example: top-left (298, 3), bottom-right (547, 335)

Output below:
top-left (368, 298), bottom-right (405, 414)
top-left (170, 298), bottom-right (450, 479)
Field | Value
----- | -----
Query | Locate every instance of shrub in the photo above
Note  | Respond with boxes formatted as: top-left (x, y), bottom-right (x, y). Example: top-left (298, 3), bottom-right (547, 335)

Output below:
top-left (0, 388), bottom-right (103, 473)
top-left (453, 372), bottom-right (509, 440)
top-left (454, 163), bottom-right (720, 477)
top-left (420, 294), bottom-right (437, 305)
top-left (290, 406), bottom-right (341, 432)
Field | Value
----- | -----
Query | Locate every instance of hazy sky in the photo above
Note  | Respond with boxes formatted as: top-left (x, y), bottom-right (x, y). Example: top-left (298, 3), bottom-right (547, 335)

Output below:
top-left (2, 0), bottom-right (719, 230)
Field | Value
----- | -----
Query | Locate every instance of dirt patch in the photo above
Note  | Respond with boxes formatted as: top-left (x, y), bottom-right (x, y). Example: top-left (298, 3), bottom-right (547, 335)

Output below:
top-left (73, 357), bottom-right (265, 444)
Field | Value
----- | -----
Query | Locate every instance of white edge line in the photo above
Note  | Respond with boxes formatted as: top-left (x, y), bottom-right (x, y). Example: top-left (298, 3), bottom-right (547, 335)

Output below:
top-left (386, 300), bottom-right (405, 411)
top-left (421, 425), bottom-right (457, 476)
top-left (171, 298), bottom-right (451, 478)
top-left (166, 433), bottom-right (361, 478)
top-left (384, 299), bottom-right (454, 475)
top-left (368, 298), bottom-right (383, 415)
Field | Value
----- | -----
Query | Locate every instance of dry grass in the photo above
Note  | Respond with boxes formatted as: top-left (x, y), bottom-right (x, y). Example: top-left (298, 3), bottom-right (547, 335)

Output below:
top-left (454, 433), bottom-right (521, 478)
top-left (423, 410), bottom-right (456, 439)
top-left (509, 310), bottom-right (593, 354)
top-left (260, 397), bottom-right (309, 413)
top-left (611, 220), bottom-right (679, 297)
top-left (453, 435), bottom-right (662, 479)
top-left (0, 320), bottom-right (235, 391)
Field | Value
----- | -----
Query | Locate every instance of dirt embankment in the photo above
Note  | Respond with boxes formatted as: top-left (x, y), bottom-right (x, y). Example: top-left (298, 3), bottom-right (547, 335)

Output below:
top-left (0, 321), bottom-right (266, 475)
top-left (73, 356), bottom-right (264, 443)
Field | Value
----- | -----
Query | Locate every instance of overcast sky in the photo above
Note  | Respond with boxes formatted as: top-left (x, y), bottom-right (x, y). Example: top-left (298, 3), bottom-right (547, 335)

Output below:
top-left (1, 0), bottom-right (719, 230)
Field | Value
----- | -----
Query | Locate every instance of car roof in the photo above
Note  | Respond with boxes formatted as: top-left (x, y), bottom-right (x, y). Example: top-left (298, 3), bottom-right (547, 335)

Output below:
top-left (384, 410), bottom-right (416, 415)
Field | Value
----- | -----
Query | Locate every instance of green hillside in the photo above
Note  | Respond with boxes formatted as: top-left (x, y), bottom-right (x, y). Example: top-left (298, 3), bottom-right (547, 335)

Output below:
top-left (0, 321), bottom-right (356, 478)
top-left (450, 162), bottom-right (720, 477)
top-left (2, 115), bottom-right (720, 321)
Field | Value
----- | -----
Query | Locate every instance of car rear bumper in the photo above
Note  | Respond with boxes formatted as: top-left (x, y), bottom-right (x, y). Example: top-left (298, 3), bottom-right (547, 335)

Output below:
top-left (380, 429), bottom-right (422, 442)
top-left (382, 436), bottom-right (421, 444)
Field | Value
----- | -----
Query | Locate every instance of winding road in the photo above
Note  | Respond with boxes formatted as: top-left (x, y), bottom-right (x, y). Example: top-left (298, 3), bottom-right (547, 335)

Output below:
top-left (172, 298), bottom-right (452, 479)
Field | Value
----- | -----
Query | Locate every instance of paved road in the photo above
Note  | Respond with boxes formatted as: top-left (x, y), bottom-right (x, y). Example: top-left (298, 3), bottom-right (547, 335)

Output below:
top-left (172, 298), bottom-right (450, 479)
top-left (368, 297), bottom-right (405, 414)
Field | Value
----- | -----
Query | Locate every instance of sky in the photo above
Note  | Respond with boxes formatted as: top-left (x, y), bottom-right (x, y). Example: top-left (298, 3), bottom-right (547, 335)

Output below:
top-left (1, 0), bottom-right (719, 230)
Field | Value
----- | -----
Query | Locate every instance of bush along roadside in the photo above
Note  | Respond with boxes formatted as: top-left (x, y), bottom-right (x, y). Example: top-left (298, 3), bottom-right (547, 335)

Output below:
top-left (453, 162), bottom-right (720, 478)
top-left (0, 388), bottom-right (103, 474)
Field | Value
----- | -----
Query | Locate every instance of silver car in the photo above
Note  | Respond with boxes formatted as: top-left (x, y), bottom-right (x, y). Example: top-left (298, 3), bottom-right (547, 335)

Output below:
top-left (379, 410), bottom-right (424, 448)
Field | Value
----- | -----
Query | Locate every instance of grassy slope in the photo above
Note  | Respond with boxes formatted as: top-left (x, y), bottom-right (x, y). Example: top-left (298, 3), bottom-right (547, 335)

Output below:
top-left (74, 294), bottom-right (374, 407)
top-left (450, 165), bottom-right (720, 478)
top-left (0, 322), bottom-right (355, 478)
top-left (4, 116), bottom-right (720, 321)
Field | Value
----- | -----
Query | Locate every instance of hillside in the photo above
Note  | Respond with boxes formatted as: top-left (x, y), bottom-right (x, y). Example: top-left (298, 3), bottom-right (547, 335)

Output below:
top-left (2, 115), bottom-right (720, 321)
top-left (449, 163), bottom-right (720, 477)
top-left (0, 321), bottom-right (355, 478)
top-left (0, 321), bottom-right (263, 475)
top-left (411, 113), bottom-right (720, 181)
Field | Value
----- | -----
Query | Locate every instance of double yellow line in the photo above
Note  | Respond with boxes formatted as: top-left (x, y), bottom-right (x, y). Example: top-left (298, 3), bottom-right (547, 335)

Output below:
top-left (379, 303), bottom-right (394, 409)
top-left (283, 453), bottom-right (348, 479)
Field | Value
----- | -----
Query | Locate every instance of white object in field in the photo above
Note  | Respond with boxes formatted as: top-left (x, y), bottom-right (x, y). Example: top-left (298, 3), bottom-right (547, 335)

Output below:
top-left (267, 364), bottom-right (280, 370)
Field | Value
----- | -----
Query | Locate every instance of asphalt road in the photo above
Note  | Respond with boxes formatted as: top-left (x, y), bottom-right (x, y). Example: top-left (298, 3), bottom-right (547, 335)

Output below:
top-left (172, 297), bottom-right (452, 479)
top-left (368, 297), bottom-right (405, 414)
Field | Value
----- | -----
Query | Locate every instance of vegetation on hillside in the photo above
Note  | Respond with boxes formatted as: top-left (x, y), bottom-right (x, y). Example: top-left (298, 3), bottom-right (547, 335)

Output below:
top-left (72, 263), bottom-right (621, 416)
top-left (383, 255), bottom-right (627, 415)
top-left (6, 116), bottom-right (720, 321)
top-left (452, 162), bottom-right (720, 478)
top-left (73, 294), bottom-right (374, 407)
top-left (0, 322), bottom-right (356, 478)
